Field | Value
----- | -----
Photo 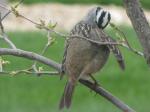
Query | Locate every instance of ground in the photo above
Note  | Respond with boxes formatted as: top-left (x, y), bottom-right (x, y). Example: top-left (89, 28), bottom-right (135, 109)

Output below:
top-left (0, 3), bottom-right (150, 112)
top-left (3, 3), bottom-right (150, 31)
top-left (0, 27), bottom-right (150, 112)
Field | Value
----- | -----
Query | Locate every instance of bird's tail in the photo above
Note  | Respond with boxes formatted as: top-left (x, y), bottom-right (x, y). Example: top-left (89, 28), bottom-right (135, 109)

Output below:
top-left (59, 81), bottom-right (75, 110)
top-left (112, 46), bottom-right (125, 70)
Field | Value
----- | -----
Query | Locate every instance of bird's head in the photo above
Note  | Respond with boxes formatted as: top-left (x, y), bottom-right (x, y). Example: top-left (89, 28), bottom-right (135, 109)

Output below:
top-left (84, 7), bottom-right (111, 29)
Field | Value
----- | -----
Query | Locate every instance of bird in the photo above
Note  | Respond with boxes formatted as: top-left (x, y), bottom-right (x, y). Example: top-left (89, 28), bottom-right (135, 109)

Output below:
top-left (59, 6), bottom-right (125, 109)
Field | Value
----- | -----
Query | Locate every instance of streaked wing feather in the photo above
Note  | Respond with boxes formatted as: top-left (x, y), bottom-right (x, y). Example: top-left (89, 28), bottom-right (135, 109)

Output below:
top-left (61, 21), bottom-right (92, 73)
top-left (94, 28), bottom-right (125, 70)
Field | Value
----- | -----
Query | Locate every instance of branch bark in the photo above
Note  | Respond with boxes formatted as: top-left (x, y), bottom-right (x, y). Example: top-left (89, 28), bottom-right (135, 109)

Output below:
top-left (0, 48), bottom-right (135, 112)
top-left (79, 80), bottom-right (135, 112)
top-left (0, 48), bottom-right (62, 72)
top-left (123, 0), bottom-right (150, 65)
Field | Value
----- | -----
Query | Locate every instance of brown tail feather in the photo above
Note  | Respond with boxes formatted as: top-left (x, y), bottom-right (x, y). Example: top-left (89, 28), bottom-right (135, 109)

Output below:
top-left (110, 45), bottom-right (125, 70)
top-left (101, 35), bottom-right (125, 70)
top-left (59, 81), bottom-right (75, 110)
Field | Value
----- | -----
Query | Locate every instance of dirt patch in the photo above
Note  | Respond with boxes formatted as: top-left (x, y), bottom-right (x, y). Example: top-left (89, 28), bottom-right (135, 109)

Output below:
top-left (3, 3), bottom-right (150, 31)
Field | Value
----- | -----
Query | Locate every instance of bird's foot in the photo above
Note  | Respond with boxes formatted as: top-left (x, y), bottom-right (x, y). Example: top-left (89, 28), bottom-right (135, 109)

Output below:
top-left (89, 76), bottom-right (100, 93)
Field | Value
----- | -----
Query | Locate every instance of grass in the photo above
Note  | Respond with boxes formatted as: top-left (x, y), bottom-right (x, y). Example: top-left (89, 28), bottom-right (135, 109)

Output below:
top-left (0, 27), bottom-right (150, 112)
top-left (10, 0), bottom-right (150, 10)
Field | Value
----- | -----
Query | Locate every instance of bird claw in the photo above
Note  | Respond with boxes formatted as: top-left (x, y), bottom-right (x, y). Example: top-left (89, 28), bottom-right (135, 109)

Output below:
top-left (89, 80), bottom-right (100, 93)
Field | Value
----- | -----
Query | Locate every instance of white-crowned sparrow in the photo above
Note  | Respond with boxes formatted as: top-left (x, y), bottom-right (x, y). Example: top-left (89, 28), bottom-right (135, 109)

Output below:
top-left (59, 7), bottom-right (125, 109)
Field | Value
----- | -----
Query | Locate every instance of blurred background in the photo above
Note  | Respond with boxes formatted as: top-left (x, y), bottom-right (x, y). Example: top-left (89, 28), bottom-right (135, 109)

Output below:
top-left (0, 0), bottom-right (150, 112)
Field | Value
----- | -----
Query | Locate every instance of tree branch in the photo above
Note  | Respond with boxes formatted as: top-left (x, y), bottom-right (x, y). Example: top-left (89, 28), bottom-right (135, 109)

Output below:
top-left (123, 0), bottom-right (150, 65)
top-left (79, 79), bottom-right (135, 112)
top-left (0, 48), bottom-right (62, 72)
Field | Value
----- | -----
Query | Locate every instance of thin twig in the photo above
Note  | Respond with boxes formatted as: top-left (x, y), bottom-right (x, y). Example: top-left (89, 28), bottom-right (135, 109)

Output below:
top-left (0, 57), bottom-right (2, 72)
top-left (0, 70), bottom-right (59, 76)
top-left (1, 0), bottom-right (24, 21)
top-left (31, 31), bottom-right (54, 73)
top-left (71, 35), bottom-right (122, 45)
top-left (109, 22), bottom-right (144, 57)
top-left (0, 34), bottom-right (17, 49)
top-left (0, 13), bottom-right (17, 49)
top-left (121, 43), bottom-right (144, 56)
top-left (0, 4), bottom-right (79, 39)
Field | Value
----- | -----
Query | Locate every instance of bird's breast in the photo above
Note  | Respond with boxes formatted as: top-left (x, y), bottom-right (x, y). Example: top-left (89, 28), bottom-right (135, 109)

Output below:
top-left (65, 37), bottom-right (110, 77)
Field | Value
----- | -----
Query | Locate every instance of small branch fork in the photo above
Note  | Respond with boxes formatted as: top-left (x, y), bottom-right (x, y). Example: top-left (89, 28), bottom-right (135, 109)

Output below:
top-left (0, 13), bottom-right (17, 49)
top-left (0, 1), bottom-right (141, 112)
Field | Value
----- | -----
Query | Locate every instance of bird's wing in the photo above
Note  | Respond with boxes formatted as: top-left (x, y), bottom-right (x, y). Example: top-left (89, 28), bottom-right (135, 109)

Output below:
top-left (93, 28), bottom-right (125, 70)
top-left (61, 38), bottom-right (70, 74)
top-left (61, 21), bottom-right (92, 74)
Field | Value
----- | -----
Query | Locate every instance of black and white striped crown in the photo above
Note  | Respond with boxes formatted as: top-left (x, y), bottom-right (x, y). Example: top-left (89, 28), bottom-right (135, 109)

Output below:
top-left (95, 7), bottom-right (111, 29)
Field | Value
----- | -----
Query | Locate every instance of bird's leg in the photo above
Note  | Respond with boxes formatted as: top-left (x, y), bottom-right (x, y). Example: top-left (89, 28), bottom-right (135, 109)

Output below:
top-left (88, 75), bottom-right (100, 94)
top-left (89, 75), bottom-right (99, 87)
